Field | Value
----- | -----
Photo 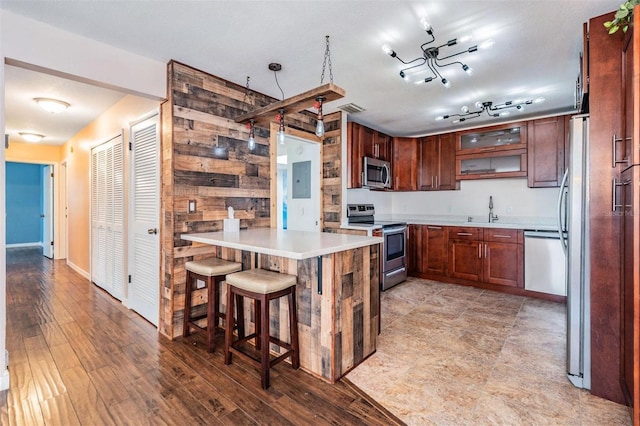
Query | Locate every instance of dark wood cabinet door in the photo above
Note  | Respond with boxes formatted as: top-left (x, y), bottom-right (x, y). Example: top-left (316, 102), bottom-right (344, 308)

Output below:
top-left (418, 136), bottom-right (438, 190)
top-left (376, 132), bottom-right (392, 162)
top-left (361, 125), bottom-right (377, 158)
top-left (483, 241), bottom-right (523, 287)
top-left (623, 28), bottom-right (638, 168)
top-left (527, 116), bottom-right (566, 188)
top-left (407, 224), bottom-right (421, 275)
top-left (422, 225), bottom-right (447, 276)
top-left (621, 166), bottom-right (638, 411)
top-left (392, 137), bottom-right (418, 191)
top-left (448, 239), bottom-right (482, 281)
top-left (437, 133), bottom-right (457, 190)
top-left (347, 122), bottom-right (363, 188)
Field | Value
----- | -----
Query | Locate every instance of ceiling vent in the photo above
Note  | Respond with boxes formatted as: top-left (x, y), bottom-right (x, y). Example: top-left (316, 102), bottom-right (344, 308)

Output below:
top-left (337, 103), bottom-right (366, 114)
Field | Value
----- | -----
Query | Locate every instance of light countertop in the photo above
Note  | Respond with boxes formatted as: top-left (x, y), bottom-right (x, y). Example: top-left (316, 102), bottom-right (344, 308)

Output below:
top-left (181, 229), bottom-right (383, 260)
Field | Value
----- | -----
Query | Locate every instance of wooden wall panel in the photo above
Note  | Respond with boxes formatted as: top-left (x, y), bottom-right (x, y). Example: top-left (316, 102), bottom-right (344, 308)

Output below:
top-left (161, 61), bottom-right (347, 339)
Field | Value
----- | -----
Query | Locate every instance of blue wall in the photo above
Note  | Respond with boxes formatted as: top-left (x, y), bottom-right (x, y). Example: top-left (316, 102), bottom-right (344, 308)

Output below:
top-left (6, 162), bottom-right (43, 245)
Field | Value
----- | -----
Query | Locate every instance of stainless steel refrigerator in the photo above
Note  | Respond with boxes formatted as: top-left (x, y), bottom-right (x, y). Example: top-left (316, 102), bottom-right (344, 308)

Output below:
top-left (557, 114), bottom-right (591, 389)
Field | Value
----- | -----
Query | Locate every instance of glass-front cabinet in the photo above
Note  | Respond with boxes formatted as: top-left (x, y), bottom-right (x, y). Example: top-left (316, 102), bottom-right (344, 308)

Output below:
top-left (456, 122), bottom-right (527, 180)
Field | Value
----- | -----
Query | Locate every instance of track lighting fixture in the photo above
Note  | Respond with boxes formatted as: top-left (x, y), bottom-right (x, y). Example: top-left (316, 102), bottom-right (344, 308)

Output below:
top-left (382, 18), bottom-right (493, 87)
top-left (436, 97), bottom-right (546, 124)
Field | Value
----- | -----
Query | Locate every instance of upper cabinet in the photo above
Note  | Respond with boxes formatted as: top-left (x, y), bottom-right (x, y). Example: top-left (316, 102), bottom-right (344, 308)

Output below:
top-left (527, 115), bottom-right (568, 188)
top-left (419, 133), bottom-right (458, 190)
top-left (455, 122), bottom-right (528, 180)
top-left (347, 122), bottom-right (392, 188)
top-left (392, 137), bottom-right (419, 191)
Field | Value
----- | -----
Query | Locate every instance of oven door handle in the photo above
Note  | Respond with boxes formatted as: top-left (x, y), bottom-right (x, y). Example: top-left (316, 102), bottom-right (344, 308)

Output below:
top-left (382, 226), bottom-right (407, 233)
top-left (386, 267), bottom-right (406, 276)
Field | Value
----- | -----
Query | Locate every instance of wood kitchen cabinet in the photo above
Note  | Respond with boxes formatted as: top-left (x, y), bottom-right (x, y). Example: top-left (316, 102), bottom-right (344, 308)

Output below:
top-left (392, 137), bottom-right (419, 191)
top-left (448, 227), bottom-right (522, 287)
top-left (448, 227), bottom-right (484, 281)
top-left (419, 133), bottom-right (457, 191)
top-left (347, 121), bottom-right (392, 188)
top-left (527, 115), bottom-right (567, 188)
top-left (482, 228), bottom-right (523, 288)
top-left (408, 224), bottom-right (448, 276)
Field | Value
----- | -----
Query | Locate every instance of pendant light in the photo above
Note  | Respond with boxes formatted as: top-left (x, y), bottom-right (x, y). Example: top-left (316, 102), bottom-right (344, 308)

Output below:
top-left (247, 119), bottom-right (256, 151)
top-left (277, 109), bottom-right (286, 145)
top-left (315, 96), bottom-right (325, 137)
top-left (315, 35), bottom-right (334, 138)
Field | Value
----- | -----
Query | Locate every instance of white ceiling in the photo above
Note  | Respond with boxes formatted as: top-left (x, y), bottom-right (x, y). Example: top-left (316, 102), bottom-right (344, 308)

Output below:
top-left (2, 0), bottom-right (621, 144)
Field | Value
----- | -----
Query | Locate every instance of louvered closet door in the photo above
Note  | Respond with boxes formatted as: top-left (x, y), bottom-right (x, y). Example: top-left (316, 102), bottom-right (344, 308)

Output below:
top-left (128, 115), bottom-right (160, 326)
top-left (90, 134), bottom-right (124, 301)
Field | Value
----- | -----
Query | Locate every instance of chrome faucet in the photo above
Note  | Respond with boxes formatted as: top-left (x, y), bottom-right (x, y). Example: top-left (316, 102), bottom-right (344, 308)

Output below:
top-left (489, 195), bottom-right (499, 223)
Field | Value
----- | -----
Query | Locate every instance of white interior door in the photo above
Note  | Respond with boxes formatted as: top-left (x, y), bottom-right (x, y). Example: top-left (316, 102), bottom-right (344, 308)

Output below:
top-left (128, 114), bottom-right (160, 326)
top-left (90, 135), bottom-right (124, 300)
top-left (42, 165), bottom-right (54, 258)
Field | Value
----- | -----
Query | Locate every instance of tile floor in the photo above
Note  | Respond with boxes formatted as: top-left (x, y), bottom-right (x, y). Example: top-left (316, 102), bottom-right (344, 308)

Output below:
top-left (346, 277), bottom-right (632, 425)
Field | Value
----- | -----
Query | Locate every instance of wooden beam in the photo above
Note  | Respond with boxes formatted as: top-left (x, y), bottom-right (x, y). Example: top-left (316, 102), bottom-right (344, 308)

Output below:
top-left (234, 83), bottom-right (345, 126)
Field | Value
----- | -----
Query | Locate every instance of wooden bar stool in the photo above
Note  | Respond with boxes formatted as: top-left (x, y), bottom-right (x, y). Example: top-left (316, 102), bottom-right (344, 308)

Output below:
top-left (224, 269), bottom-right (299, 389)
top-left (183, 258), bottom-right (243, 353)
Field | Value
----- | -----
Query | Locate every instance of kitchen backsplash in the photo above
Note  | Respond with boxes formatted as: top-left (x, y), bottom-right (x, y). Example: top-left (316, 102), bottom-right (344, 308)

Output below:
top-left (347, 178), bottom-right (558, 223)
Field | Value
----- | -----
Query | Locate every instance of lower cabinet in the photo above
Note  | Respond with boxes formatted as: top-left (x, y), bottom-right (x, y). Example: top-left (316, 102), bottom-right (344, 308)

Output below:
top-left (410, 224), bottom-right (525, 292)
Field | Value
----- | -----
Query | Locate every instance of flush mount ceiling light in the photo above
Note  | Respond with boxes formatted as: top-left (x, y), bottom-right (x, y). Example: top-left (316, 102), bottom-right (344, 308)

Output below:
top-left (382, 17), bottom-right (494, 87)
top-left (436, 97), bottom-right (546, 124)
top-left (34, 97), bottom-right (70, 113)
top-left (19, 132), bottom-right (45, 143)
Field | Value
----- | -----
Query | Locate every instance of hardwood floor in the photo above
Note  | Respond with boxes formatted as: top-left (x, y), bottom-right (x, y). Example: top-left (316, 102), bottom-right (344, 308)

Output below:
top-left (0, 247), bottom-right (403, 425)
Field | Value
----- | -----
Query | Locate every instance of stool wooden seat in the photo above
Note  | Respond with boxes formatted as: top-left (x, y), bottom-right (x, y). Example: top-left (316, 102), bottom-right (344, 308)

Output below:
top-left (224, 269), bottom-right (300, 389)
top-left (183, 258), bottom-right (242, 353)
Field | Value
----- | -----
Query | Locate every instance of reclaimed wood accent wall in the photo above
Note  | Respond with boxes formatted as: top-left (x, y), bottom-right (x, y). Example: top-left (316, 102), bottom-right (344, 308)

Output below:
top-left (160, 61), bottom-right (346, 338)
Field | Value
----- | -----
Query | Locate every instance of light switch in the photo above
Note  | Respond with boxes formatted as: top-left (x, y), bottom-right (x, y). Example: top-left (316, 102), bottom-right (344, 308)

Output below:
top-left (188, 200), bottom-right (196, 213)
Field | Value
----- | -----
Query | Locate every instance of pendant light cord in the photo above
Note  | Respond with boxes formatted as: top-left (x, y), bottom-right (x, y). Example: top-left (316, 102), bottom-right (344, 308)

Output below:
top-left (320, 35), bottom-right (333, 84)
top-left (273, 70), bottom-right (285, 101)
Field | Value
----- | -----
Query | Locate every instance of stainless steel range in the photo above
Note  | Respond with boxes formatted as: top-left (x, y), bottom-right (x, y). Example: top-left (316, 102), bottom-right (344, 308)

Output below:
top-left (347, 204), bottom-right (407, 290)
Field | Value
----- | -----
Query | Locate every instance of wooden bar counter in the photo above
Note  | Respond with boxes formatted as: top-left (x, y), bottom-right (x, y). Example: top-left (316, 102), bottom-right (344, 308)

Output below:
top-left (181, 229), bottom-right (382, 383)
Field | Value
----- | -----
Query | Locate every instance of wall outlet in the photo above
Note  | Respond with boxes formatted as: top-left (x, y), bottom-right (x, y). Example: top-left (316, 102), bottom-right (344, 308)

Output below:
top-left (188, 200), bottom-right (196, 213)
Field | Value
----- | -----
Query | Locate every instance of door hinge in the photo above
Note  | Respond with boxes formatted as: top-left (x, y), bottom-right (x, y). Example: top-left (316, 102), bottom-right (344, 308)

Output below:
top-left (128, 275), bottom-right (132, 283)
top-left (50, 241), bottom-right (54, 246)
top-left (129, 142), bottom-right (132, 151)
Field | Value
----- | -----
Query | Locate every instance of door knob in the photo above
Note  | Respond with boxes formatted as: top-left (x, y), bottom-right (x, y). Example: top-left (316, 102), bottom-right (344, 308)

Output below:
top-left (147, 228), bottom-right (158, 235)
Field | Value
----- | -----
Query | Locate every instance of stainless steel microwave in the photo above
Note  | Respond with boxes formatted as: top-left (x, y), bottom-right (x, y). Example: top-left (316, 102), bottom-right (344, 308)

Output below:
top-left (363, 156), bottom-right (391, 189)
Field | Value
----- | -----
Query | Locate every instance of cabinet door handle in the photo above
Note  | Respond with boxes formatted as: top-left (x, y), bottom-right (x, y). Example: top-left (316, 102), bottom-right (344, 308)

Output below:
top-left (479, 147), bottom-right (497, 152)
top-left (457, 232), bottom-right (473, 236)
top-left (484, 243), bottom-right (488, 258)
top-left (427, 226), bottom-right (442, 230)
top-left (435, 175), bottom-right (439, 189)
top-left (612, 134), bottom-right (632, 168)
top-left (478, 243), bottom-right (482, 258)
top-left (493, 234), bottom-right (512, 238)
top-left (612, 178), bottom-right (623, 211)
top-left (432, 176), bottom-right (435, 188)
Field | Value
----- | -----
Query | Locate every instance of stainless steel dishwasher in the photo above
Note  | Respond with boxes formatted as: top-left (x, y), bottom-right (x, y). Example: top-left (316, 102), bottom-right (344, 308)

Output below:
top-left (524, 230), bottom-right (567, 296)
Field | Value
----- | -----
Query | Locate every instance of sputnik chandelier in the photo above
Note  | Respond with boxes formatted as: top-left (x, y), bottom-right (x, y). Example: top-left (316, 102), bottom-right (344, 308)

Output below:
top-left (382, 18), bottom-right (493, 87)
top-left (436, 97), bottom-right (546, 124)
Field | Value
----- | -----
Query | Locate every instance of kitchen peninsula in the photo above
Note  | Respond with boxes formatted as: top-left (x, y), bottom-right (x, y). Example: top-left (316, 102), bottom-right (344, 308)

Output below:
top-left (181, 228), bottom-right (382, 383)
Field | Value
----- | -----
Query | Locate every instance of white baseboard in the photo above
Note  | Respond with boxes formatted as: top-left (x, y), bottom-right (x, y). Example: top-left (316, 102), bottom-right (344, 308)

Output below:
top-left (6, 242), bottom-right (42, 248)
top-left (66, 260), bottom-right (90, 280)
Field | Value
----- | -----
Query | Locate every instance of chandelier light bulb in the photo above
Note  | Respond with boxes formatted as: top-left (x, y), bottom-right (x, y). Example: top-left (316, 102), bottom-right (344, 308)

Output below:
top-left (381, 44), bottom-right (395, 57)
top-left (534, 97), bottom-right (546, 104)
top-left (461, 106), bottom-right (469, 113)
top-left (500, 111), bottom-right (511, 117)
top-left (462, 64), bottom-right (473, 75)
top-left (475, 101), bottom-right (483, 109)
top-left (420, 17), bottom-right (432, 32)
top-left (441, 78), bottom-right (450, 88)
top-left (459, 34), bottom-right (473, 43)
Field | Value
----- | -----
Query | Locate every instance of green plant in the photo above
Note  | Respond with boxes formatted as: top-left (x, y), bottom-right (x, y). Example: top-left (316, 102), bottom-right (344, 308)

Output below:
top-left (604, 0), bottom-right (640, 34)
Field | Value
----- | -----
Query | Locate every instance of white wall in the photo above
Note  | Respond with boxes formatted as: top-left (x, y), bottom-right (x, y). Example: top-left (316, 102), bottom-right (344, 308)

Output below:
top-left (347, 178), bottom-right (559, 224)
top-left (0, 8), bottom-right (166, 391)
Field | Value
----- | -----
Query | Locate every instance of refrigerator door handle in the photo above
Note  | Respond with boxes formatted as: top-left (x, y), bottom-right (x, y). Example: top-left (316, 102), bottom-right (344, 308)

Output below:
top-left (557, 168), bottom-right (569, 254)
